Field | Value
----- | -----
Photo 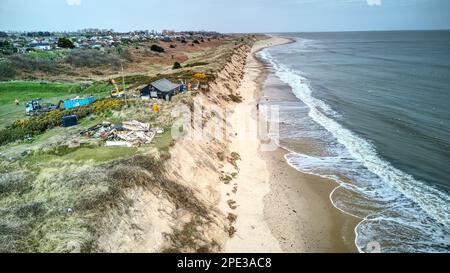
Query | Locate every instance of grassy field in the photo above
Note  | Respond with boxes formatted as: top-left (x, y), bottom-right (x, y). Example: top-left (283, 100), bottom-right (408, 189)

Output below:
top-left (0, 36), bottom-right (252, 252)
top-left (28, 50), bottom-right (67, 60)
top-left (0, 103), bottom-right (175, 252)
top-left (0, 81), bottom-right (111, 128)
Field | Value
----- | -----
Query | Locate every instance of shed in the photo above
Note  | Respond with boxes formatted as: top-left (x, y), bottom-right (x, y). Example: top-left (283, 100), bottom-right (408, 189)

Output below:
top-left (140, 78), bottom-right (182, 101)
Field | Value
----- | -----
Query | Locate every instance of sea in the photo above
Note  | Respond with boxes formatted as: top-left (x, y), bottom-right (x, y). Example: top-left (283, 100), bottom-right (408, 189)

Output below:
top-left (258, 31), bottom-right (450, 253)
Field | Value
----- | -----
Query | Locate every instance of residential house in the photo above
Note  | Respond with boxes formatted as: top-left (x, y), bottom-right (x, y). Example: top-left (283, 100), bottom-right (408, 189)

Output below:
top-left (28, 42), bottom-right (51, 51)
top-left (140, 78), bottom-right (183, 101)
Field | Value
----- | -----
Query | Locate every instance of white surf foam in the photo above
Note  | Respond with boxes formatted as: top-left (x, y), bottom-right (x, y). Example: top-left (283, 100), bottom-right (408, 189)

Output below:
top-left (259, 48), bottom-right (450, 253)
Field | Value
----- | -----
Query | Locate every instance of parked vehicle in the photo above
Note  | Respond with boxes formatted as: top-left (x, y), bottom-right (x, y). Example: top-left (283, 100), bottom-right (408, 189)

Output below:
top-left (25, 96), bottom-right (96, 116)
top-left (25, 98), bottom-right (58, 116)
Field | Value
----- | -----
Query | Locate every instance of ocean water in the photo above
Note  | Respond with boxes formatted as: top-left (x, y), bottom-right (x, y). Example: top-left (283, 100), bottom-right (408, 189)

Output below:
top-left (259, 31), bottom-right (450, 253)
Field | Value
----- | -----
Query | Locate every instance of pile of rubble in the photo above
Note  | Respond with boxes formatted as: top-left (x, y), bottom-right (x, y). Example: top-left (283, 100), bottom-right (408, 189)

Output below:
top-left (80, 120), bottom-right (164, 147)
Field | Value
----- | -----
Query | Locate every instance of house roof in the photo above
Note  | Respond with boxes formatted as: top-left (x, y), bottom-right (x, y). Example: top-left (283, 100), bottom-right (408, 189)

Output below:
top-left (29, 43), bottom-right (50, 47)
top-left (150, 78), bottom-right (181, 92)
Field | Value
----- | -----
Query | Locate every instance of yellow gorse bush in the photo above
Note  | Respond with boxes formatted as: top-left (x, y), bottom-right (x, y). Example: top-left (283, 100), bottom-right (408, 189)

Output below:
top-left (194, 73), bottom-right (207, 80)
top-left (12, 119), bottom-right (30, 129)
top-left (91, 99), bottom-right (122, 112)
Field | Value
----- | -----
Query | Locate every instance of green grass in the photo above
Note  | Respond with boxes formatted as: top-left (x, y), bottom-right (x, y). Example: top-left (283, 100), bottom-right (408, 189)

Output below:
top-left (18, 145), bottom-right (138, 166)
top-left (0, 81), bottom-right (111, 128)
top-left (151, 129), bottom-right (173, 153)
top-left (0, 39), bottom-right (245, 252)
top-left (61, 146), bottom-right (138, 162)
top-left (0, 129), bottom-right (172, 252)
top-left (28, 51), bottom-right (67, 60)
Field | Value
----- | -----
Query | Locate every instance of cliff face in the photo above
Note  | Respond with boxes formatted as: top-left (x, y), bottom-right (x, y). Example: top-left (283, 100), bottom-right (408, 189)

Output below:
top-left (166, 44), bottom-right (252, 200)
top-left (207, 44), bottom-right (250, 103)
top-left (96, 43), bottom-right (253, 253)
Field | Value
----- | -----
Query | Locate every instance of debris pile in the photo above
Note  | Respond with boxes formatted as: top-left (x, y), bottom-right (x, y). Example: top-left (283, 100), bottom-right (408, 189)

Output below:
top-left (80, 120), bottom-right (164, 147)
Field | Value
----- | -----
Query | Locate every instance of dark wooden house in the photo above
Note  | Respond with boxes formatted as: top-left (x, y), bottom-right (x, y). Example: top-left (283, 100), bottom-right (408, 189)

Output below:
top-left (140, 78), bottom-right (182, 101)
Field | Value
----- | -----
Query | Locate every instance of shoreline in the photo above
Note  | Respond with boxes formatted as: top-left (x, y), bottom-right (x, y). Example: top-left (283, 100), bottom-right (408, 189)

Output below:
top-left (223, 35), bottom-right (359, 253)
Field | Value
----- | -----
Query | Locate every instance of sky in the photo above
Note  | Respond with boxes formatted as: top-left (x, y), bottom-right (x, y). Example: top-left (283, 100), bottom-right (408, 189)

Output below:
top-left (0, 0), bottom-right (449, 33)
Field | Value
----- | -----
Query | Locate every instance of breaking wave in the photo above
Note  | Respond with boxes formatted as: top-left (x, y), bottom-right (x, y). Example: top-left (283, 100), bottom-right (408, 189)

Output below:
top-left (259, 49), bottom-right (450, 253)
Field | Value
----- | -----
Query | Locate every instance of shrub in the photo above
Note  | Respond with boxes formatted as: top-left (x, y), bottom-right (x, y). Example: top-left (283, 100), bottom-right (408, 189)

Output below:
top-left (185, 62), bottom-right (208, 68)
top-left (172, 62), bottom-right (182, 70)
top-left (169, 44), bottom-right (177, 49)
top-left (121, 38), bottom-right (132, 45)
top-left (220, 175), bottom-right (233, 184)
top-left (217, 152), bottom-right (225, 161)
top-left (57, 38), bottom-right (75, 49)
top-left (0, 61), bottom-right (16, 80)
top-left (228, 152), bottom-right (241, 168)
top-left (8, 54), bottom-right (60, 73)
top-left (150, 44), bottom-right (165, 53)
top-left (230, 152), bottom-right (241, 161)
top-left (114, 74), bottom-right (157, 88)
top-left (228, 94), bottom-right (243, 103)
top-left (0, 127), bottom-right (32, 146)
top-left (120, 48), bottom-right (133, 62)
top-left (193, 40), bottom-right (200, 44)
top-left (162, 69), bottom-right (214, 85)
top-left (65, 49), bottom-right (121, 68)
top-left (193, 72), bottom-right (208, 80)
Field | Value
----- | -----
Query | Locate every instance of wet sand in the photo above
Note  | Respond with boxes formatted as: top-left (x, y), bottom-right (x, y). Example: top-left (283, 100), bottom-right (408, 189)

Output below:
top-left (257, 37), bottom-right (360, 253)
top-left (262, 147), bottom-right (359, 252)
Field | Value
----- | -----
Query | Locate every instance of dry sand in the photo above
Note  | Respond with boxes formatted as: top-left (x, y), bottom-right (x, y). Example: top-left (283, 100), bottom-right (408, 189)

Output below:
top-left (221, 37), bottom-right (288, 253)
top-left (222, 36), bottom-right (359, 253)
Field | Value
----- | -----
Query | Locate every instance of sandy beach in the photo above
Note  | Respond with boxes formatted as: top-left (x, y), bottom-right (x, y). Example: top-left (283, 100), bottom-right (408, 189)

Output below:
top-left (222, 36), bottom-right (359, 253)
top-left (220, 37), bottom-right (287, 253)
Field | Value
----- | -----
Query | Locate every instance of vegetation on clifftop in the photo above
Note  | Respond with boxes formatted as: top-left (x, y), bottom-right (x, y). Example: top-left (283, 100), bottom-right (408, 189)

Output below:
top-left (0, 34), bottom-right (260, 253)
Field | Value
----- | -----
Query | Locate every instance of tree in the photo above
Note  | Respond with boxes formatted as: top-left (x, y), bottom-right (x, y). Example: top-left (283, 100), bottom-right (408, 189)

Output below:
top-left (172, 62), bottom-right (182, 70)
top-left (58, 38), bottom-right (75, 49)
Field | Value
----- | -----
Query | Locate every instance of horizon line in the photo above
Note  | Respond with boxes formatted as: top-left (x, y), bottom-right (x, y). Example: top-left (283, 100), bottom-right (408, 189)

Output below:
top-left (2, 28), bottom-right (450, 34)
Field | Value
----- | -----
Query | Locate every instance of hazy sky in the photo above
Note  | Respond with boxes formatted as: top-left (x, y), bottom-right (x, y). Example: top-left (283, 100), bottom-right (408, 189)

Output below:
top-left (1, 0), bottom-right (449, 32)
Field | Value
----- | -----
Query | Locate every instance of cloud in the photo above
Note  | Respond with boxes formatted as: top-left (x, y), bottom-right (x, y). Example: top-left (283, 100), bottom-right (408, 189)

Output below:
top-left (366, 0), bottom-right (381, 6)
top-left (66, 0), bottom-right (81, 6)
